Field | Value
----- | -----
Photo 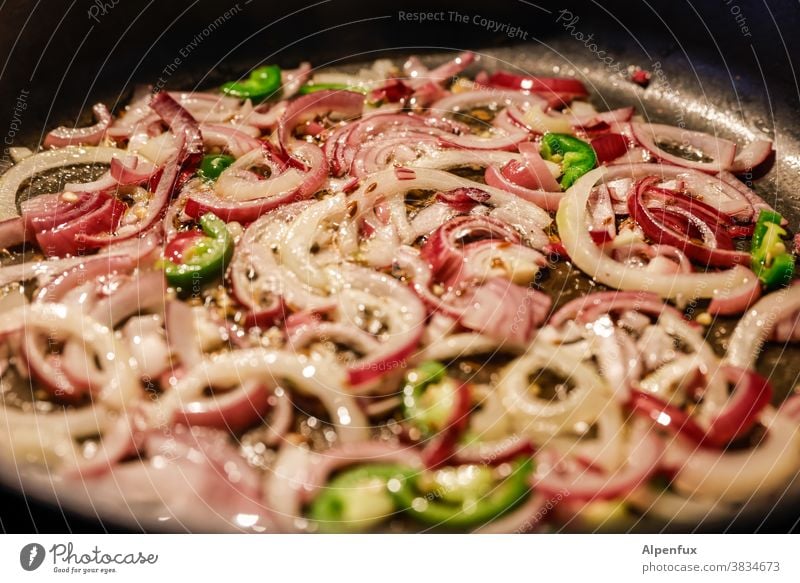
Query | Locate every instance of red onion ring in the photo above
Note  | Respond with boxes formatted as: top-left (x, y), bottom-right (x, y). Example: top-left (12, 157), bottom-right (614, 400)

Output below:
top-left (534, 425), bottom-right (663, 501)
top-left (44, 103), bottom-right (112, 148)
top-left (485, 163), bottom-right (564, 211)
top-left (728, 139), bottom-right (773, 174)
top-left (186, 142), bottom-right (327, 223)
top-left (703, 366), bottom-right (772, 447)
top-left (278, 89), bottom-right (364, 150)
top-left (628, 176), bottom-right (751, 267)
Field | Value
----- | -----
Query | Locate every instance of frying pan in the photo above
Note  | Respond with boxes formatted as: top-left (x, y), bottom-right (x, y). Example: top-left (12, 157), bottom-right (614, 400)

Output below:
top-left (0, 0), bottom-right (799, 533)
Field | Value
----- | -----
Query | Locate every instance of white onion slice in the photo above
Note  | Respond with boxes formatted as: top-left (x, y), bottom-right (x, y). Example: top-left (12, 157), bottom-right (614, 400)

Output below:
top-left (498, 340), bottom-right (612, 443)
top-left (725, 284), bottom-right (800, 370)
top-left (672, 407), bottom-right (800, 503)
top-left (166, 348), bottom-right (368, 444)
top-left (0, 303), bottom-right (140, 410)
top-left (0, 146), bottom-right (129, 220)
top-left (556, 166), bottom-right (757, 301)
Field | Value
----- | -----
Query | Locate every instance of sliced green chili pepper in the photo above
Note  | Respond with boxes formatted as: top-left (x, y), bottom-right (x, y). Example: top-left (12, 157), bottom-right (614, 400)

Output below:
top-left (402, 361), bottom-right (456, 436)
top-left (197, 154), bottom-right (235, 181)
top-left (298, 82), bottom-right (367, 95)
top-left (540, 132), bottom-right (598, 189)
top-left (221, 64), bottom-right (282, 102)
top-left (163, 213), bottom-right (233, 295)
top-left (750, 209), bottom-right (795, 288)
top-left (391, 457), bottom-right (534, 528)
top-left (308, 464), bottom-right (414, 533)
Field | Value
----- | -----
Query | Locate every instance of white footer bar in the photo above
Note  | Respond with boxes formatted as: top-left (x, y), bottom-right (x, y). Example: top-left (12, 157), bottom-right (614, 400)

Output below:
top-left (1, 534), bottom-right (797, 582)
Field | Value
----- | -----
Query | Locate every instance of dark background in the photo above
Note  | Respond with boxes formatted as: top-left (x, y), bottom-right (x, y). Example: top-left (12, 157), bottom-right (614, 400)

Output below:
top-left (0, 0), bottom-right (798, 533)
top-left (1, 0), bottom-right (798, 151)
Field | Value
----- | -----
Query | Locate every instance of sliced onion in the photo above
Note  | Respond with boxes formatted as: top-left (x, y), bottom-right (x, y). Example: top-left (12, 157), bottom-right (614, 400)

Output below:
top-left (772, 308), bottom-right (800, 343)
top-left (453, 278), bottom-right (551, 346)
top-left (0, 146), bottom-right (130, 221)
top-left (239, 99), bottom-right (287, 130)
top-left (626, 484), bottom-right (732, 525)
top-left (517, 142), bottom-right (562, 192)
top-left (728, 139), bottom-right (773, 174)
top-left (671, 407), bottom-right (800, 503)
top-left (498, 340), bottom-right (611, 443)
top-left (79, 94), bottom-right (199, 245)
top-left (725, 284), bottom-right (800, 370)
top-left (79, 141), bottom-right (182, 245)
top-left (175, 379), bottom-right (271, 433)
top-left (265, 440), bottom-right (312, 532)
top-left (631, 123), bottom-right (736, 173)
top-left (485, 164), bottom-right (563, 212)
top-left (572, 107), bottom-right (635, 128)
top-left (628, 176), bottom-right (750, 267)
top-left (486, 70), bottom-right (589, 101)
top-left (717, 170), bottom-right (778, 219)
top-left (628, 390), bottom-right (707, 444)
top-left (44, 103), bottom-right (112, 148)
top-left (534, 424), bottom-right (662, 501)
top-left (429, 88), bottom-right (544, 116)
top-left (587, 181), bottom-right (616, 243)
top-left (281, 61), bottom-right (312, 98)
top-left (339, 265), bottom-right (427, 386)
top-left (0, 303), bottom-right (140, 409)
top-left (229, 200), bottom-right (331, 324)
top-left (408, 148), bottom-right (522, 174)
top-left (0, 401), bottom-right (110, 466)
top-left (459, 239), bottom-right (547, 285)
top-left (165, 300), bottom-right (203, 368)
top-left (421, 214), bottom-right (521, 284)
top-left (199, 123), bottom-right (262, 157)
top-left (187, 142), bottom-right (327, 223)
top-left (437, 126), bottom-right (529, 151)
top-left (702, 366), bottom-right (772, 447)
top-left (591, 133), bottom-right (629, 164)
top-left (0, 217), bottom-right (29, 249)
top-left (549, 290), bottom-right (683, 327)
top-left (422, 51), bottom-right (475, 85)
top-left (63, 410), bottom-right (144, 478)
top-left (0, 233), bottom-right (158, 289)
top-left (278, 89), bottom-right (364, 149)
top-left (350, 167), bottom-right (551, 240)
top-left (166, 348), bottom-right (368, 444)
top-left (59, 270), bottom-right (166, 391)
top-left (557, 166), bottom-right (757, 301)
top-left (288, 320), bottom-right (380, 356)
top-left (167, 91), bottom-right (243, 124)
top-left (109, 154), bottom-right (158, 184)
top-left (150, 91), bottom-right (203, 159)
top-left (89, 426), bottom-right (270, 532)
top-left (706, 267), bottom-right (761, 316)
top-left (507, 104), bottom-right (572, 134)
